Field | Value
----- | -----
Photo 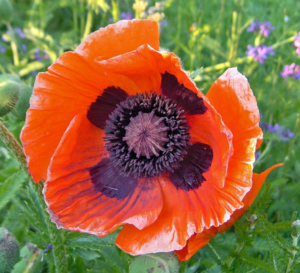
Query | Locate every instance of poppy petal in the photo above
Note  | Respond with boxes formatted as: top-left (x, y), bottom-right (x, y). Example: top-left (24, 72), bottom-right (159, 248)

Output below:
top-left (87, 87), bottom-right (128, 129)
top-left (76, 19), bottom-right (159, 63)
top-left (200, 68), bottom-right (263, 195)
top-left (95, 44), bottom-right (163, 95)
top-left (116, 170), bottom-right (242, 255)
top-left (44, 114), bottom-right (163, 235)
top-left (115, 67), bottom-right (267, 255)
top-left (160, 72), bottom-right (208, 115)
top-left (174, 163), bottom-right (283, 261)
top-left (96, 45), bottom-right (234, 189)
top-left (206, 67), bottom-right (263, 145)
top-left (174, 229), bottom-right (217, 261)
top-left (21, 52), bottom-right (144, 182)
top-left (217, 162), bottom-right (284, 231)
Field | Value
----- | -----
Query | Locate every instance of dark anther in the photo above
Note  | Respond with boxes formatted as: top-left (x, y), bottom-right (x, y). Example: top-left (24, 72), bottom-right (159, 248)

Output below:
top-left (104, 92), bottom-right (191, 178)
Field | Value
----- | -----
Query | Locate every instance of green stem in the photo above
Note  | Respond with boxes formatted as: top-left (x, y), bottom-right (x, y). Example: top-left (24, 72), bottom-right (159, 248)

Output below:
top-left (174, 0), bottom-right (182, 55)
top-left (72, 3), bottom-right (79, 43)
top-left (112, 0), bottom-right (119, 22)
top-left (286, 233), bottom-right (299, 273)
top-left (226, 242), bottom-right (245, 267)
top-left (192, 56), bottom-right (252, 81)
top-left (254, 140), bottom-right (273, 165)
top-left (0, 120), bottom-right (68, 273)
top-left (0, 120), bottom-right (26, 168)
top-left (82, 6), bottom-right (93, 40)
top-left (208, 243), bottom-right (223, 265)
top-left (272, 36), bottom-right (295, 49)
top-left (79, 0), bottom-right (85, 38)
top-left (39, 0), bottom-right (45, 30)
top-left (228, 11), bottom-right (237, 61)
top-left (5, 23), bottom-right (19, 67)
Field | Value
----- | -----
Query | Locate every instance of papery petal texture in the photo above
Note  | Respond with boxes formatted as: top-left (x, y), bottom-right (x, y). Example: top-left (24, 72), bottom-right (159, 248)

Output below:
top-left (20, 19), bottom-right (281, 259)
top-left (175, 163), bottom-right (283, 261)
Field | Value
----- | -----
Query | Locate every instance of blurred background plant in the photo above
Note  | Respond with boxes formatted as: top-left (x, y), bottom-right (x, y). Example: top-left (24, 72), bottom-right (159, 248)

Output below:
top-left (0, 0), bottom-right (299, 272)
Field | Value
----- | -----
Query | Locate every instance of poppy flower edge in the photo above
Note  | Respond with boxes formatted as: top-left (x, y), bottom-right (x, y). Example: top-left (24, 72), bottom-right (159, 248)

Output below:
top-left (20, 19), bottom-right (281, 259)
top-left (175, 163), bottom-right (283, 261)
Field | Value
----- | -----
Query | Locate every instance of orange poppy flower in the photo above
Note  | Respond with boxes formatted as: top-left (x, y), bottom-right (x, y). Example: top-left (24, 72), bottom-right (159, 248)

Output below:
top-left (20, 19), bottom-right (280, 256)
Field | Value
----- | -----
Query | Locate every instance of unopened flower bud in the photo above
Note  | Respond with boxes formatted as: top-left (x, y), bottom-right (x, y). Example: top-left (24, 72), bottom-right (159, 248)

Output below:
top-left (249, 214), bottom-right (258, 223)
top-left (292, 220), bottom-right (300, 234)
top-left (11, 83), bottom-right (32, 120)
top-left (0, 76), bottom-right (21, 117)
top-left (248, 214), bottom-right (258, 230)
top-left (0, 227), bottom-right (20, 273)
top-left (129, 252), bottom-right (180, 273)
top-left (0, 0), bottom-right (13, 23)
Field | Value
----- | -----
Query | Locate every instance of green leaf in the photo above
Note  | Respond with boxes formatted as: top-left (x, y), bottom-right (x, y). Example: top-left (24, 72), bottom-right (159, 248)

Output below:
top-left (70, 248), bottom-right (101, 260)
top-left (100, 245), bottom-right (129, 272)
top-left (65, 230), bottom-right (117, 250)
top-left (240, 256), bottom-right (277, 273)
top-left (0, 170), bottom-right (26, 210)
top-left (189, 67), bottom-right (203, 79)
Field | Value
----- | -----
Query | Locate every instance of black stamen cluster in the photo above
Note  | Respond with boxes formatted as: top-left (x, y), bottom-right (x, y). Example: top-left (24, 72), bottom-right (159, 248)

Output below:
top-left (104, 92), bottom-right (191, 178)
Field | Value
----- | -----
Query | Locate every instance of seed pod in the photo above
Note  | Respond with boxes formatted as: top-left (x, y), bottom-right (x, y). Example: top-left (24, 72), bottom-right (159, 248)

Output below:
top-left (11, 243), bottom-right (43, 273)
top-left (0, 0), bottom-right (13, 23)
top-left (10, 83), bottom-right (32, 120)
top-left (0, 227), bottom-right (20, 273)
top-left (129, 252), bottom-right (180, 273)
top-left (0, 74), bottom-right (20, 84)
top-left (0, 80), bottom-right (21, 117)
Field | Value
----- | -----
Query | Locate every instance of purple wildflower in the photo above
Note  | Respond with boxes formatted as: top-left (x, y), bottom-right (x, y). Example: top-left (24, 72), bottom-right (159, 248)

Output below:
top-left (43, 50), bottom-right (49, 59)
top-left (120, 12), bottom-right (133, 20)
top-left (247, 19), bottom-right (261, 32)
top-left (15, 28), bottom-right (25, 39)
top-left (47, 244), bottom-right (52, 249)
top-left (268, 123), bottom-right (280, 133)
top-left (246, 44), bottom-right (275, 64)
top-left (259, 21), bottom-right (275, 37)
top-left (109, 17), bottom-right (114, 23)
top-left (281, 129), bottom-right (294, 142)
top-left (294, 32), bottom-right (300, 48)
top-left (159, 20), bottom-right (167, 33)
top-left (255, 152), bottom-right (261, 160)
top-left (160, 20), bottom-right (167, 27)
top-left (34, 49), bottom-right (42, 61)
top-left (260, 121), bottom-right (294, 142)
top-left (281, 63), bottom-right (300, 80)
top-left (43, 249), bottom-right (48, 253)
top-left (21, 44), bottom-right (27, 52)
top-left (0, 47), bottom-right (6, 53)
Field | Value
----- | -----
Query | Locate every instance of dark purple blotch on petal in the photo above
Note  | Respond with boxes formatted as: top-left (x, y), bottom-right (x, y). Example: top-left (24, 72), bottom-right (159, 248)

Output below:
top-left (169, 142), bottom-right (213, 191)
top-left (161, 72), bottom-right (208, 115)
top-left (87, 87), bottom-right (128, 129)
top-left (90, 158), bottom-right (138, 199)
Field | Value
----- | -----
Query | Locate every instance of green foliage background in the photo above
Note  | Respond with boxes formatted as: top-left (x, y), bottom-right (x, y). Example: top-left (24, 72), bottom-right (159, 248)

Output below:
top-left (0, 0), bottom-right (300, 272)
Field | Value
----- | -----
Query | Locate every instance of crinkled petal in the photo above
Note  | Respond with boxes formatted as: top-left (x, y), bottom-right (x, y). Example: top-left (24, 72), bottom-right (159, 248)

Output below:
top-left (44, 114), bottom-right (163, 235)
top-left (116, 166), bottom-right (245, 255)
top-left (206, 68), bottom-right (263, 146)
top-left (174, 163), bottom-right (283, 261)
top-left (21, 52), bottom-right (147, 182)
top-left (76, 20), bottom-right (159, 62)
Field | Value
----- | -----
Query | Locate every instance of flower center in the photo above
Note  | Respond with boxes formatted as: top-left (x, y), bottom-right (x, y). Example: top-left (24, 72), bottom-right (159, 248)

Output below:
top-left (123, 111), bottom-right (169, 159)
top-left (104, 92), bottom-right (190, 178)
